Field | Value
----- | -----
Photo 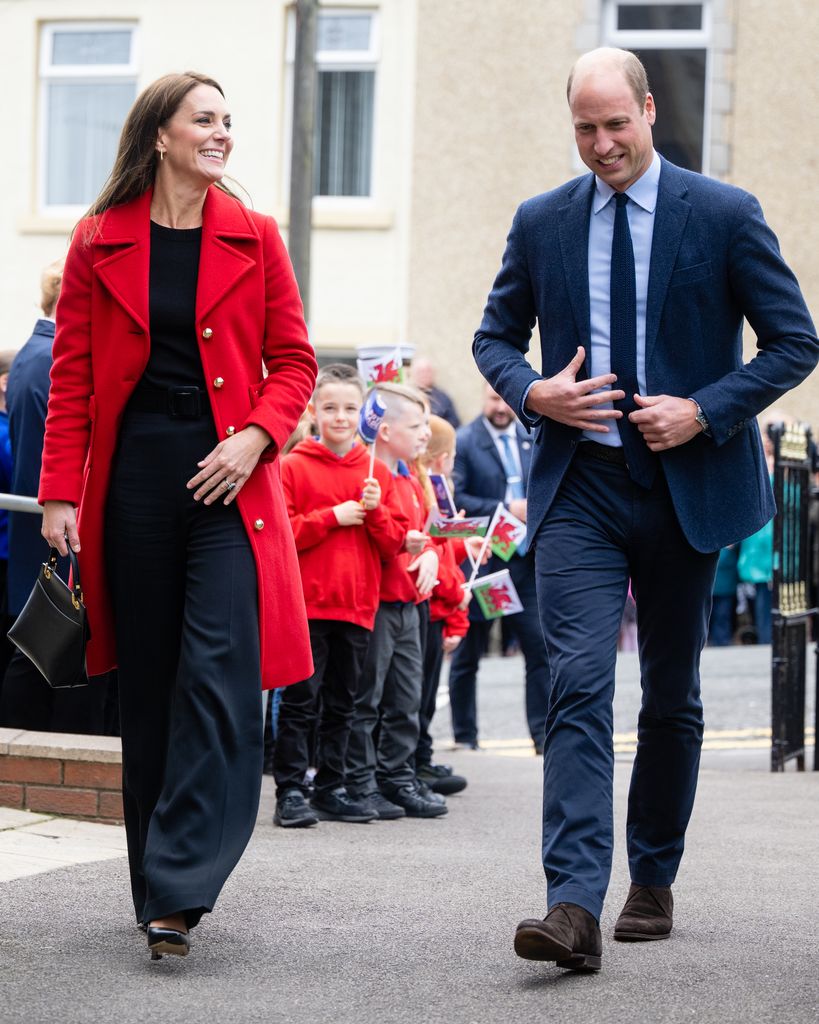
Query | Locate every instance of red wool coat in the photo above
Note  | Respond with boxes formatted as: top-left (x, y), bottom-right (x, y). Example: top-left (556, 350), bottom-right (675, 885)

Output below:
top-left (38, 186), bottom-right (318, 689)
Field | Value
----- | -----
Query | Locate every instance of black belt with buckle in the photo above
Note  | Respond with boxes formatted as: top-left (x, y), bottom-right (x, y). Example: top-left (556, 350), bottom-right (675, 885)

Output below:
top-left (576, 440), bottom-right (628, 466)
top-left (128, 386), bottom-right (205, 419)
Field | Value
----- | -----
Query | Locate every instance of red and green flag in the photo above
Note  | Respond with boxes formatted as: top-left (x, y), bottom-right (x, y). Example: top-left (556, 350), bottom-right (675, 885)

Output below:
top-left (471, 569), bottom-right (524, 620)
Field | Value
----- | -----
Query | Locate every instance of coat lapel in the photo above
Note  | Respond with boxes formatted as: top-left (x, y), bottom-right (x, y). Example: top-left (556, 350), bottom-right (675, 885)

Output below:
top-left (558, 175), bottom-right (595, 377)
top-left (645, 159), bottom-right (691, 371)
top-left (92, 190), bottom-right (151, 334)
top-left (476, 419), bottom-right (505, 476)
top-left (196, 187), bottom-right (258, 324)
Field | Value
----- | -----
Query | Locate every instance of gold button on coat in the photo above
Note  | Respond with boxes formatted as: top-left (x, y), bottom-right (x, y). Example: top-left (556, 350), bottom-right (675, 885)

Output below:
top-left (254, 519), bottom-right (264, 531)
top-left (213, 377), bottom-right (224, 389)
top-left (202, 327), bottom-right (213, 339)
top-left (225, 425), bottom-right (235, 436)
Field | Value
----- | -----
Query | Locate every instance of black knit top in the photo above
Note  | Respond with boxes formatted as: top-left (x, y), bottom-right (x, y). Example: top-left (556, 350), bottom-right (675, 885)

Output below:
top-left (140, 221), bottom-right (206, 391)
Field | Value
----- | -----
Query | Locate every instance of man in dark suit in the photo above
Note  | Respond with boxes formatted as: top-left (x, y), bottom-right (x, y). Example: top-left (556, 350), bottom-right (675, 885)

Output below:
top-left (449, 383), bottom-right (548, 752)
top-left (473, 48), bottom-right (818, 971)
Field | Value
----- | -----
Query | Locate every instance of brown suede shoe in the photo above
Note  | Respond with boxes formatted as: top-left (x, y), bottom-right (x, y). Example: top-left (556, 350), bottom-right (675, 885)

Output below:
top-left (613, 883), bottom-right (673, 941)
top-left (514, 903), bottom-right (602, 971)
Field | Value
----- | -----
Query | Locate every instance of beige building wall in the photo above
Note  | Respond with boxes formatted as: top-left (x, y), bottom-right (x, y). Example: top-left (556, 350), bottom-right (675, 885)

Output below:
top-left (409, 0), bottom-right (819, 427)
top-left (731, 0), bottom-right (819, 424)
top-left (0, 0), bottom-right (415, 360)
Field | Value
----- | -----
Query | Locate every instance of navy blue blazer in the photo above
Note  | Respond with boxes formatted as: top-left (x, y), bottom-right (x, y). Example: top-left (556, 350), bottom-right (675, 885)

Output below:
top-left (453, 416), bottom-right (533, 519)
top-left (7, 319), bottom-right (56, 614)
top-left (473, 158), bottom-right (819, 553)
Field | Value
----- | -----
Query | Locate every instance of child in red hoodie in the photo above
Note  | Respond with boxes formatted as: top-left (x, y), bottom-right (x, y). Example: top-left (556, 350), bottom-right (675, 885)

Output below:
top-left (346, 383), bottom-right (445, 819)
top-left (274, 365), bottom-right (406, 828)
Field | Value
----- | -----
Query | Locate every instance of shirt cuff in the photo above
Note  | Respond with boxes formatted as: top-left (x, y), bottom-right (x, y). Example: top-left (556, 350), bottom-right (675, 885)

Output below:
top-left (519, 379), bottom-right (544, 429)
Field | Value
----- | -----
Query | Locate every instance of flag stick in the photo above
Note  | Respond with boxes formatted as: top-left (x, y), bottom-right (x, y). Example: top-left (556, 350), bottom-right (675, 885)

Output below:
top-left (368, 441), bottom-right (376, 480)
top-left (464, 503), bottom-right (501, 590)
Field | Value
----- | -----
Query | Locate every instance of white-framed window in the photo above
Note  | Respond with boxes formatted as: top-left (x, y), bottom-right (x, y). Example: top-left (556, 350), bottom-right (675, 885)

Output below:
top-left (603, 1), bottom-right (711, 173)
top-left (38, 22), bottom-right (139, 216)
top-left (286, 8), bottom-right (379, 199)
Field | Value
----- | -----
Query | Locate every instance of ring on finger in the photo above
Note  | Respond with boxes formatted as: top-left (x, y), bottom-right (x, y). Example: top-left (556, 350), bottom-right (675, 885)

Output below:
top-left (223, 480), bottom-right (237, 492)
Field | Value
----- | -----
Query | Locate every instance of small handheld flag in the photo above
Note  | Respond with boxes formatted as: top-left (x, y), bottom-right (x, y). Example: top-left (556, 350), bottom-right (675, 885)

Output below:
top-left (358, 388), bottom-right (387, 444)
top-left (428, 473), bottom-right (457, 517)
top-left (488, 506), bottom-right (527, 562)
top-left (471, 569), bottom-right (524, 620)
top-left (357, 347), bottom-right (404, 389)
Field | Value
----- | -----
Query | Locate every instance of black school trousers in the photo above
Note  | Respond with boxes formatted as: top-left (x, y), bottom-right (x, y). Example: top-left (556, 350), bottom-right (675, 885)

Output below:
top-left (105, 409), bottom-right (263, 929)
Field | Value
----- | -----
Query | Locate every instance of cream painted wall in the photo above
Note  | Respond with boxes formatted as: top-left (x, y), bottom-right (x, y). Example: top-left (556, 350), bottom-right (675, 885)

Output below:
top-left (407, 0), bottom-right (585, 423)
top-left (0, 0), bottom-right (415, 360)
top-left (731, 0), bottom-right (819, 424)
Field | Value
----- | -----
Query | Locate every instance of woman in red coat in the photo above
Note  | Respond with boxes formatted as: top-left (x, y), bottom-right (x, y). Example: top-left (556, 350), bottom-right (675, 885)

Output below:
top-left (40, 72), bottom-right (317, 959)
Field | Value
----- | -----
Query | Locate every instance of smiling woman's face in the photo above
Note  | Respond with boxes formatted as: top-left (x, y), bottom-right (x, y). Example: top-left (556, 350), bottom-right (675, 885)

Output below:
top-left (156, 83), bottom-right (233, 187)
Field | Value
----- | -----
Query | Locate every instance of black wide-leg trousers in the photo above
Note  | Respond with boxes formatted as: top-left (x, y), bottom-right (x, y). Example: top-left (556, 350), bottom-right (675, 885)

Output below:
top-left (105, 410), bottom-right (263, 929)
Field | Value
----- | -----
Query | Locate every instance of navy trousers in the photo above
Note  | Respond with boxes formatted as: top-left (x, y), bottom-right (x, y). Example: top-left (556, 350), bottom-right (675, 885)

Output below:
top-left (106, 410), bottom-right (263, 929)
top-left (535, 447), bottom-right (718, 920)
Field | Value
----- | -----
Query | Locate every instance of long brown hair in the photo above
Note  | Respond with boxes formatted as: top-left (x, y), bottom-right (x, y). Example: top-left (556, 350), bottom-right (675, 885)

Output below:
top-left (80, 71), bottom-right (242, 235)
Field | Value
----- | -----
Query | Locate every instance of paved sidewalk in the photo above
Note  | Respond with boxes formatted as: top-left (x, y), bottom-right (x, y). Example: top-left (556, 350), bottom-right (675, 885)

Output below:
top-left (0, 807), bottom-right (126, 882)
top-left (0, 647), bottom-right (816, 1023)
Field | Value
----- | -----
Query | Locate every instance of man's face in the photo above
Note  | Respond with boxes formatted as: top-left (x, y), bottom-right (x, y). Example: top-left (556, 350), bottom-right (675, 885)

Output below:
top-left (483, 389), bottom-right (514, 429)
top-left (570, 68), bottom-right (655, 192)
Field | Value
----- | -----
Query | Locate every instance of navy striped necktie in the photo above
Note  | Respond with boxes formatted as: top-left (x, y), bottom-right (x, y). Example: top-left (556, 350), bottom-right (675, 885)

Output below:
top-left (610, 192), bottom-right (656, 489)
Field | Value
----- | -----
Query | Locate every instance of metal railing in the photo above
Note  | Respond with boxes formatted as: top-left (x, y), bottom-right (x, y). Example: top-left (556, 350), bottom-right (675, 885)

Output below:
top-left (769, 422), bottom-right (818, 771)
top-left (0, 495), bottom-right (43, 515)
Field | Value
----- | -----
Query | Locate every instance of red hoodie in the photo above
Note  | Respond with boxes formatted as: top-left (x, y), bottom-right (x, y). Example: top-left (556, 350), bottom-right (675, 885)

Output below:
top-left (431, 538), bottom-right (470, 638)
top-left (379, 463), bottom-right (432, 604)
top-left (282, 440), bottom-right (407, 630)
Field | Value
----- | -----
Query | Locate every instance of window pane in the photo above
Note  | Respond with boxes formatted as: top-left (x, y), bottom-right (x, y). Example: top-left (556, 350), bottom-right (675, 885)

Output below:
top-left (46, 81), bottom-right (135, 205)
top-left (51, 30), bottom-right (132, 65)
top-left (638, 49), bottom-right (706, 171)
top-left (314, 70), bottom-right (374, 196)
top-left (618, 5), bottom-right (702, 30)
top-left (317, 14), bottom-right (371, 52)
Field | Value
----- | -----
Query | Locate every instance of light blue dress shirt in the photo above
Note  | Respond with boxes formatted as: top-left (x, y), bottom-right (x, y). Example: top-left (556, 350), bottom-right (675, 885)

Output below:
top-left (583, 150), bottom-right (661, 446)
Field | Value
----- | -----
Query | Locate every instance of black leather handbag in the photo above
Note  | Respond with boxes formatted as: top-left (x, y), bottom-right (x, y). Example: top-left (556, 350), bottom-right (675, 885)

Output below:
top-left (8, 547), bottom-right (89, 689)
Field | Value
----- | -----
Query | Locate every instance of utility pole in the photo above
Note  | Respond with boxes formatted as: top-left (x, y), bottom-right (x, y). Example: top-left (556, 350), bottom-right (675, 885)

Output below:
top-left (288, 0), bottom-right (318, 324)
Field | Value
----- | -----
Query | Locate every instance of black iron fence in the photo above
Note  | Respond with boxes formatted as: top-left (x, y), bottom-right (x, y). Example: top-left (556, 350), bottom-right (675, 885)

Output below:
top-left (769, 422), bottom-right (818, 771)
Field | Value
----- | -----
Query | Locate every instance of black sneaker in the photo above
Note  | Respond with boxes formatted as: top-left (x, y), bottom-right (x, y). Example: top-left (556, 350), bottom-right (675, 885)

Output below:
top-left (274, 788), bottom-right (319, 828)
top-left (382, 781), bottom-right (448, 818)
top-left (415, 779), bottom-right (446, 805)
top-left (310, 787), bottom-right (377, 823)
top-left (354, 790), bottom-right (406, 820)
top-left (417, 763), bottom-right (468, 796)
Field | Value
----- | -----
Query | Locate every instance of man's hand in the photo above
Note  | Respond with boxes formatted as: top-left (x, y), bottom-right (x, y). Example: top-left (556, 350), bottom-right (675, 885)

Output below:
top-left (524, 346), bottom-right (625, 432)
top-left (360, 477), bottom-right (381, 511)
top-left (508, 498), bottom-right (527, 523)
top-left (629, 395), bottom-right (702, 451)
top-left (334, 500), bottom-right (366, 526)
top-left (409, 549), bottom-right (439, 596)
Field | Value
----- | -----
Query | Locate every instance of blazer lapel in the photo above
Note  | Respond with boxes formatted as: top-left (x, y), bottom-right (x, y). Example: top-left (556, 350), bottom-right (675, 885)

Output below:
top-left (515, 423), bottom-right (533, 476)
top-left (558, 175), bottom-right (595, 377)
top-left (196, 187), bottom-right (258, 324)
top-left (476, 419), bottom-right (505, 476)
top-left (645, 159), bottom-right (691, 370)
top-left (92, 190), bottom-right (151, 334)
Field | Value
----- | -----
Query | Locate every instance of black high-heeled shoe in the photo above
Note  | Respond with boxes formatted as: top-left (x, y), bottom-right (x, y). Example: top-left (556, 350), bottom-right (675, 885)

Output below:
top-left (147, 925), bottom-right (190, 960)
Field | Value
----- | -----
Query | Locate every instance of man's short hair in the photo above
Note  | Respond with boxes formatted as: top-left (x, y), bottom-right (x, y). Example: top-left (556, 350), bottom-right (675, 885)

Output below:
top-left (566, 48), bottom-right (649, 110)
top-left (40, 258), bottom-right (65, 318)
top-left (313, 363), bottom-right (365, 400)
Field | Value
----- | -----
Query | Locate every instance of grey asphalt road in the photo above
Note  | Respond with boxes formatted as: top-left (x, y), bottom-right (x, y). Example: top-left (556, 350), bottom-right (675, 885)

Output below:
top-left (0, 647), bottom-right (817, 1024)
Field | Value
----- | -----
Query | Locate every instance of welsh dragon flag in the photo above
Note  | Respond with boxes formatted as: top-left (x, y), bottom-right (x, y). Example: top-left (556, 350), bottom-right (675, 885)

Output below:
top-left (487, 503), bottom-right (527, 562)
top-left (356, 347), bottom-right (404, 388)
top-left (471, 569), bottom-right (524, 620)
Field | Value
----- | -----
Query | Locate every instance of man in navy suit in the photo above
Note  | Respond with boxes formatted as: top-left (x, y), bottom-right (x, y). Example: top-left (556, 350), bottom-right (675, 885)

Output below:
top-left (450, 384), bottom-right (548, 752)
top-left (473, 48), bottom-right (819, 971)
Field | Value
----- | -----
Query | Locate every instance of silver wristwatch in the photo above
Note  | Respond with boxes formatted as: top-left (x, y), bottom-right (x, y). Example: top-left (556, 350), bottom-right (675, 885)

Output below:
top-left (691, 400), bottom-right (711, 437)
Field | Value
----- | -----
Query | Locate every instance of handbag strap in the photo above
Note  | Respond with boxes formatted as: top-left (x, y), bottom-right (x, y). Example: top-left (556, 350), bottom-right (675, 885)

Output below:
top-left (45, 546), bottom-right (84, 606)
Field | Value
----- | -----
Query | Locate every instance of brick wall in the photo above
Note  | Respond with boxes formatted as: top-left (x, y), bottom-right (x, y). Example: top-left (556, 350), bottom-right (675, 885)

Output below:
top-left (0, 729), bottom-right (123, 823)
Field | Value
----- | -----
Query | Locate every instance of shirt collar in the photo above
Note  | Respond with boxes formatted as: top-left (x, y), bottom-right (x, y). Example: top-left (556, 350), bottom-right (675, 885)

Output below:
top-left (592, 150), bottom-right (661, 215)
top-left (396, 459), bottom-right (411, 477)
